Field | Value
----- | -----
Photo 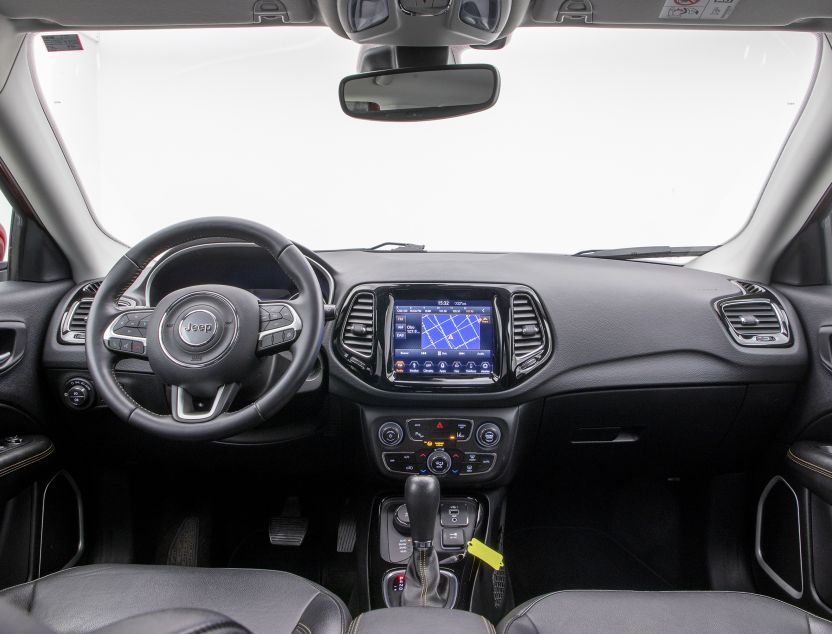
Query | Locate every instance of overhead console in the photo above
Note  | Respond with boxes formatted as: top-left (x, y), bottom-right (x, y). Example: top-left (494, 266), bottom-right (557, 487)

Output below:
top-left (334, 283), bottom-right (552, 391)
top-left (335, 0), bottom-right (515, 46)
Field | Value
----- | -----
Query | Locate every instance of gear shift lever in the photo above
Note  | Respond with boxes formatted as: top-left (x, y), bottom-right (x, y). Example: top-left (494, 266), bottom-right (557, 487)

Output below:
top-left (405, 474), bottom-right (440, 550)
top-left (401, 474), bottom-right (453, 608)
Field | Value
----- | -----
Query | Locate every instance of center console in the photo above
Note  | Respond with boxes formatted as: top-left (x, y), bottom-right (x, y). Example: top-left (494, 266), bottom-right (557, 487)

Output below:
top-left (335, 283), bottom-right (552, 391)
top-left (377, 494), bottom-right (482, 608)
top-left (363, 407), bottom-right (520, 484)
top-left (340, 284), bottom-right (544, 616)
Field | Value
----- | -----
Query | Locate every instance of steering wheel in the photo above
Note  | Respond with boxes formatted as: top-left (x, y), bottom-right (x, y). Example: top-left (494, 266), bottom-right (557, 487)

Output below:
top-left (86, 217), bottom-right (325, 441)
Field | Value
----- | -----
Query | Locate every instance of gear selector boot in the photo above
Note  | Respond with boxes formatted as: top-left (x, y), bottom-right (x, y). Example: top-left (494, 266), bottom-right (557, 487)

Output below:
top-left (400, 475), bottom-right (454, 608)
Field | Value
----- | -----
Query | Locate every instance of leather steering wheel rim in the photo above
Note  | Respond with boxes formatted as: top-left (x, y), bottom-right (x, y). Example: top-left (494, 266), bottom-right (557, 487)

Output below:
top-left (86, 217), bottom-right (325, 441)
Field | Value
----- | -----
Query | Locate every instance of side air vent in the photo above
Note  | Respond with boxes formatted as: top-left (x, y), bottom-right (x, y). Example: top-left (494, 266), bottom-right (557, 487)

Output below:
top-left (60, 280), bottom-right (135, 344)
top-left (341, 292), bottom-right (375, 359)
top-left (511, 293), bottom-right (550, 375)
top-left (718, 298), bottom-right (790, 346)
top-left (80, 280), bottom-right (102, 296)
top-left (68, 299), bottom-right (92, 331)
top-left (60, 298), bottom-right (93, 344)
top-left (733, 280), bottom-right (766, 295)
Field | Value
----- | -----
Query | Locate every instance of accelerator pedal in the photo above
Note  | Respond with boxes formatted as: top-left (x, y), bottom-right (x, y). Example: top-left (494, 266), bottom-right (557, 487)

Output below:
top-left (268, 497), bottom-right (308, 547)
top-left (336, 505), bottom-right (357, 553)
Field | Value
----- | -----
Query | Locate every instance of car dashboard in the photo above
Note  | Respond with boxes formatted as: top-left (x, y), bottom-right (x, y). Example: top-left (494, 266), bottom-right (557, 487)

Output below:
top-left (43, 241), bottom-right (807, 483)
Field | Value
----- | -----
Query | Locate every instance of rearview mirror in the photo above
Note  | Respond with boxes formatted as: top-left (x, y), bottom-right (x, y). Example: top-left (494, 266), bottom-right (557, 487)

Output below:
top-left (339, 64), bottom-right (500, 122)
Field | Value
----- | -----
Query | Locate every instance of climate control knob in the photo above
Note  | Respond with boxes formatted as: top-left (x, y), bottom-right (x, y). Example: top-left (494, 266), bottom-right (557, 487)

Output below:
top-left (427, 450), bottom-right (452, 475)
top-left (378, 421), bottom-right (404, 447)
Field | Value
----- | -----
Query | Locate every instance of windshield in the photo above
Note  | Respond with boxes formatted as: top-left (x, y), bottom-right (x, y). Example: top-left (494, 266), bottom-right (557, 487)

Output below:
top-left (32, 28), bottom-right (817, 254)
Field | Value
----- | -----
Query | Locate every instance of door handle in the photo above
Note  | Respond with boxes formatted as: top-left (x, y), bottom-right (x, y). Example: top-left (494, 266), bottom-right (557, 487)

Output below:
top-left (0, 322), bottom-right (26, 374)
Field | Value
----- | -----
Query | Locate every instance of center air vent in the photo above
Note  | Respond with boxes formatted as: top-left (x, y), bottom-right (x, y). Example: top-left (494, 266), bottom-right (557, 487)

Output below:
top-left (718, 298), bottom-right (790, 346)
top-left (511, 293), bottom-right (549, 375)
top-left (340, 292), bottom-right (375, 359)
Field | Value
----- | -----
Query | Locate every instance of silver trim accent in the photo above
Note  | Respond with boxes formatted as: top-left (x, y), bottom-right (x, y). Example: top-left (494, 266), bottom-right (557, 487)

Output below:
top-left (427, 450), bottom-right (452, 475)
top-left (142, 242), bottom-right (335, 305)
top-left (158, 292), bottom-right (239, 368)
top-left (378, 421), bottom-right (404, 447)
top-left (39, 470), bottom-right (84, 575)
top-left (717, 297), bottom-right (791, 347)
top-left (61, 293), bottom-right (137, 345)
top-left (177, 309), bottom-right (219, 347)
top-left (755, 475), bottom-right (803, 600)
top-left (258, 302), bottom-right (303, 341)
top-left (382, 568), bottom-right (458, 609)
top-left (103, 309), bottom-right (150, 355)
top-left (171, 384), bottom-right (231, 422)
top-left (60, 299), bottom-right (92, 344)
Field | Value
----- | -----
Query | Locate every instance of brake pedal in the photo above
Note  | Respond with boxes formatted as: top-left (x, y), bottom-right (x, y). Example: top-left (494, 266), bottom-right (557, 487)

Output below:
top-left (268, 497), bottom-right (308, 547)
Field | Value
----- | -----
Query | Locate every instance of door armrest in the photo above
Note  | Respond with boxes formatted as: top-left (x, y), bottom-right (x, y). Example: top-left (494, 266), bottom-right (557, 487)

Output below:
top-left (786, 441), bottom-right (832, 504)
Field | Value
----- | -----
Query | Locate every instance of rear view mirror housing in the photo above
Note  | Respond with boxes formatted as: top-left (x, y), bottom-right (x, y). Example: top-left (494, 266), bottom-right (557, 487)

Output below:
top-left (339, 64), bottom-right (500, 122)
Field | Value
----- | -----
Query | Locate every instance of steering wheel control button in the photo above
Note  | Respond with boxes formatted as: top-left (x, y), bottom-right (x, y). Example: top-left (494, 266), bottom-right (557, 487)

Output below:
top-left (177, 309), bottom-right (219, 348)
top-left (106, 309), bottom-right (152, 357)
top-left (476, 422), bottom-right (502, 448)
top-left (379, 421), bottom-right (404, 446)
top-left (257, 303), bottom-right (302, 354)
top-left (111, 311), bottom-right (152, 337)
top-left (427, 450), bottom-right (452, 475)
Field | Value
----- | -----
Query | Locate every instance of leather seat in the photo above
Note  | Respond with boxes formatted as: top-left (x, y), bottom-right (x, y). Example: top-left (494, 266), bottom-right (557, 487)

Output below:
top-left (498, 590), bottom-right (832, 634)
top-left (0, 564), bottom-right (349, 634)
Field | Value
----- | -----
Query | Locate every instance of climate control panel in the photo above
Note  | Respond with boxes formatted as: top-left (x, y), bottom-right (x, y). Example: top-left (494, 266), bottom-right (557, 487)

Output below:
top-left (367, 414), bottom-right (510, 481)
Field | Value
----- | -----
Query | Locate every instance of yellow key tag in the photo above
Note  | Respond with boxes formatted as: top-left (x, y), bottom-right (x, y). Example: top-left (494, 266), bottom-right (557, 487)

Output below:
top-left (467, 538), bottom-right (504, 571)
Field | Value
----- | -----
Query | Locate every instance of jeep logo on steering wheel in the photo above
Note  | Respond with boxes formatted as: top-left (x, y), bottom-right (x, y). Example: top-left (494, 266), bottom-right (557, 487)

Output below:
top-left (177, 309), bottom-right (219, 347)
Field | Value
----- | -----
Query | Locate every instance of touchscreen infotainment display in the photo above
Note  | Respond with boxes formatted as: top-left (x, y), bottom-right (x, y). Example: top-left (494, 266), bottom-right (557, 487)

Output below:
top-left (391, 299), bottom-right (494, 377)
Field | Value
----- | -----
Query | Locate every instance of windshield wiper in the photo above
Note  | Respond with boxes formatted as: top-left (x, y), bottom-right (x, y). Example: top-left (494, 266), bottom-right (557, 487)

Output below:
top-left (574, 245), bottom-right (715, 260)
top-left (365, 241), bottom-right (426, 252)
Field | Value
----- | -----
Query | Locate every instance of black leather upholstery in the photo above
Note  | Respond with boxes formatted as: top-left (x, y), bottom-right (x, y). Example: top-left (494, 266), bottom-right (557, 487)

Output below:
top-left (787, 441), bottom-right (832, 505)
top-left (0, 434), bottom-right (54, 501)
top-left (0, 600), bottom-right (252, 634)
top-left (349, 608), bottom-right (495, 634)
top-left (0, 564), bottom-right (349, 634)
top-left (401, 548), bottom-right (454, 608)
top-left (94, 609), bottom-right (251, 634)
top-left (498, 591), bottom-right (832, 634)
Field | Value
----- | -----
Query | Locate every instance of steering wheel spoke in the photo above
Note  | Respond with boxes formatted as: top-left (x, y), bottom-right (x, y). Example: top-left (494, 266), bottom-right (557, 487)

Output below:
top-left (104, 308), bottom-right (155, 358)
top-left (257, 301), bottom-right (303, 355)
top-left (170, 384), bottom-right (239, 423)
